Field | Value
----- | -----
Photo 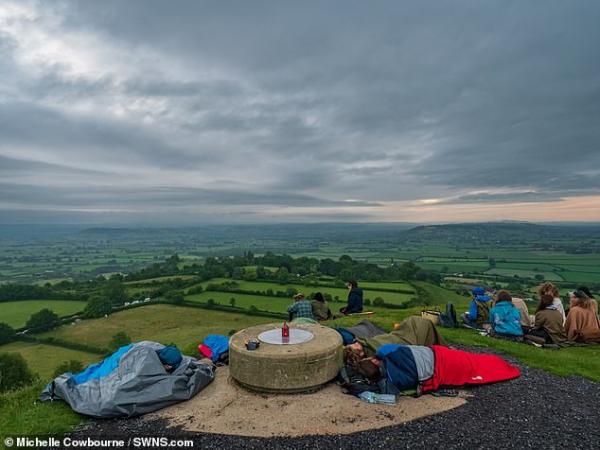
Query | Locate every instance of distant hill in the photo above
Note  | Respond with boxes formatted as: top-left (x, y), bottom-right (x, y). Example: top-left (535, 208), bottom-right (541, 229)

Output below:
top-left (399, 222), bottom-right (600, 246)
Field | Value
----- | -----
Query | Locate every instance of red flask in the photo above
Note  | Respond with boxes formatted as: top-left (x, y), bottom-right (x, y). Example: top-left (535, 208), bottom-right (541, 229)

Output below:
top-left (282, 321), bottom-right (290, 341)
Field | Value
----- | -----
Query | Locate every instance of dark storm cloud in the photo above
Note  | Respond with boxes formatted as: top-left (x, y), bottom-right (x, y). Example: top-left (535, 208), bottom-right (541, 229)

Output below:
top-left (1, 0), bottom-right (599, 222)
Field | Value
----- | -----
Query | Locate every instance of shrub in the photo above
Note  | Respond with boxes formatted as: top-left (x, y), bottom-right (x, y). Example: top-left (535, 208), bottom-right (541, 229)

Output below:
top-left (188, 285), bottom-right (203, 295)
top-left (373, 297), bottom-right (385, 306)
top-left (0, 322), bottom-right (15, 345)
top-left (206, 298), bottom-right (216, 308)
top-left (363, 298), bottom-right (371, 306)
top-left (25, 309), bottom-right (60, 332)
top-left (84, 294), bottom-right (113, 318)
top-left (109, 332), bottom-right (132, 351)
top-left (52, 360), bottom-right (84, 378)
top-left (0, 353), bottom-right (36, 393)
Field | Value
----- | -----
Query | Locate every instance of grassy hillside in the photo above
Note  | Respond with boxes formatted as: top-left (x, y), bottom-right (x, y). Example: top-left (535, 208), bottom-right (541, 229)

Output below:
top-left (439, 328), bottom-right (600, 382)
top-left (0, 341), bottom-right (98, 380)
top-left (0, 382), bottom-right (82, 441)
top-left (39, 304), bottom-right (275, 350)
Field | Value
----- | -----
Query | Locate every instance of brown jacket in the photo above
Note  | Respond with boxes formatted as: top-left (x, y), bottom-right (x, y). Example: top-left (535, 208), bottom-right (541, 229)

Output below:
top-left (534, 308), bottom-right (566, 343)
top-left (564, 305), bottom-right (600, 342)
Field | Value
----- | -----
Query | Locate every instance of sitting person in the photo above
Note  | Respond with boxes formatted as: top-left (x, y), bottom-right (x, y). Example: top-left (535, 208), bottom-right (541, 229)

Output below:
top-left (525, 294), bottom-right (566, 344)
top-left (564, 290), bottom-right (600, 343)
top-left (287, 293), bottom-right (314, 321)
top-left (488, 290), bottom-right (523, 338)
top-left (350, 343), bottom-right (520, 395)
top-left (311, 292), bottom-right (331, 321)
top-left (461, 286), bottom-right (492, 328)
top-left (538, 282), bottom-right (566, 324)
top-left (339, 279), bottom-right (363, 315)
top-left (511, 296), bottom-right (533, 328)
top-left (342, 316), bottom-right (445, 359)
top-left (577, 286), bottom-right (598, 317)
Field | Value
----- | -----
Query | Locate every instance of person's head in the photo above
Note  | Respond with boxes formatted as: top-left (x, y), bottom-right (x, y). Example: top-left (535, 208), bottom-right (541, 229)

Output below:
top-left (495, 290), bottom-right (512, 303)
top-left (472, 286), bottom-right (485, 298)
top-left (569, 290), bottom-right (590, 308)
top-left (536, 294), bottom-right (555, 313)
top-left (313, 292), bottom-right (325, 302)
top-left (343, 342), bottom-right (365, 366)
top-left (293, 293), bottom-right (305, 302)
top-left (347, 279), bottom-right (358, 290)
top-left (538, 282), bottom-right (559, 299)
top-left (157, 345), bottom-right (183, 373)
top-left (356, 358), bottom-right (382, 382)
top-left (577, 286), bottom-right (594, 299)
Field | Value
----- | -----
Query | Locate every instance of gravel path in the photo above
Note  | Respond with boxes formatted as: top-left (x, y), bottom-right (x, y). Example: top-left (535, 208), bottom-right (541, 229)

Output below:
top-left (70, 346), bottom-right (600, 449)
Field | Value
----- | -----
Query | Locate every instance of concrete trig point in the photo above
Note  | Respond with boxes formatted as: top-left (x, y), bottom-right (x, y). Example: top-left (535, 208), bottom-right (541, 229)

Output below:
top-left (229, 323), bottom-right (343, 393)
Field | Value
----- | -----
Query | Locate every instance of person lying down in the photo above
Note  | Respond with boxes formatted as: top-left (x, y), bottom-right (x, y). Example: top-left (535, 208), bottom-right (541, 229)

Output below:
top-left (40, 341), bottom-right (215, 418)
top-left (345, 343), bottom-right (521, 395)
top-left (336, 316), bottom-right (446, 357)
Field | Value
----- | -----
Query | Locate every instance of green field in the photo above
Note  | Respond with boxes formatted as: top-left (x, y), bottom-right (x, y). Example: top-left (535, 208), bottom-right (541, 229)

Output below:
top-left (199, 279), bottom-right (416, 305)
top-left (187, 291), bottom-right (293, 313)
top-left (1, 300), bottom-right (87, 328)
top-left (0, 341), bottom-right (98, 380)
top-left (186, 291), bottom-right (392, 315)
top-left (485, 268), bottom-right (563, 281)
top-left (40, 304), bottom-right (274, 350)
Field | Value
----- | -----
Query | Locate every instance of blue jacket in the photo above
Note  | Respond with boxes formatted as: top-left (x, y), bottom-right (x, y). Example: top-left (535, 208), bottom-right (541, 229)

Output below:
top-left (346, 288), bottom-right (364, 313)
top-left (468, 294), bottom-right (492, 321)
top-left (489, 301), bottom-right (523, 336)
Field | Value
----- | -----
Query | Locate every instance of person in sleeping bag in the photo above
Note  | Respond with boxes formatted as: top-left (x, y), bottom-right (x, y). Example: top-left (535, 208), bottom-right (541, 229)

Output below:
top-left (352, 343), bottom-right (521, 394)
top-left (341, 316), bottom-right (445, 360)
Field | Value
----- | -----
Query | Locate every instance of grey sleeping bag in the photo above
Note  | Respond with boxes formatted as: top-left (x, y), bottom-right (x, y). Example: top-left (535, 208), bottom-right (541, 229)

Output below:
top-left (345, 320), bottom-right (386, 339)
top-left (40, 341), bottom-right (214, 418)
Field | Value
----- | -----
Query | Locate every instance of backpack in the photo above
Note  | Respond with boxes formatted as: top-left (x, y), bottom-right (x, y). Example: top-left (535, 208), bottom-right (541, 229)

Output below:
top-left (475, 299), bottom-right (491, 324)
top-left (337, 365), bottom-right (380, 395)
top-left (439, 302), bottom-right (458, 328)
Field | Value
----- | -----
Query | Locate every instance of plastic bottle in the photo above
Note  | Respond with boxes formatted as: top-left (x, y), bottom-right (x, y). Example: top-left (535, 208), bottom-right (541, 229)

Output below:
top-left (358, 391), bottom-right (396, 405)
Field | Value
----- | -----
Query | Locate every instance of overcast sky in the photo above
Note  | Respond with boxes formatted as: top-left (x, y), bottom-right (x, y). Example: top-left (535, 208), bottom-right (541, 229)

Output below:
top-left (1, 0), bottom-right (599, 224)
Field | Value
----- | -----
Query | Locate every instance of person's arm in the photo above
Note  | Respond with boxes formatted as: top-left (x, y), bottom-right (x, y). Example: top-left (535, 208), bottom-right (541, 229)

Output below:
top-left (533, 312), bottom-right (544, 329)
top-left (488, 308), bottom-right (498, 330)
top-left (468, 300), bottom-right (478, 319)
top-left (563, 310), bottom-right (574, 340)
top-left (376, 344), bottom-right (400, 359)
top-left (287, 303), bottom-right (297, 320)
top-left (347, 291), bottom-right (359, 313)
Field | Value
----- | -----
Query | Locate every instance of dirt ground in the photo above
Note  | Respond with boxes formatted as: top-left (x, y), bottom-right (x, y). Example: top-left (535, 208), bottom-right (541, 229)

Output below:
top-left (151, 366), bottom-right (467, 437)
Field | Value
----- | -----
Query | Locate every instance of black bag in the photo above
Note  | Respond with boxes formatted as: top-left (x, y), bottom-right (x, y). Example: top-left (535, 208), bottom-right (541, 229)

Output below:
top-left (439, 302), bottom-right (458, 328)
top-left (338, 365), bottom-right (380, 395)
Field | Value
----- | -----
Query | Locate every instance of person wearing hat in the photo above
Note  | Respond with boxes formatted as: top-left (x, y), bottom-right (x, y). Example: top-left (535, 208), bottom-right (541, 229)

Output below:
top-left (288, 293), bottom-right (314, 321)
top-left (157, 345), bottom-right (183, 373)
top-left (461, 286), bottom-right (492, 329)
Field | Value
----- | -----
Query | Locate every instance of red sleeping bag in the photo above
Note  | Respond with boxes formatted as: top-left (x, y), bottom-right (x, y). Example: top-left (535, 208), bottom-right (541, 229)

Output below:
top-left (420, 345), bottom-right (521, 393)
